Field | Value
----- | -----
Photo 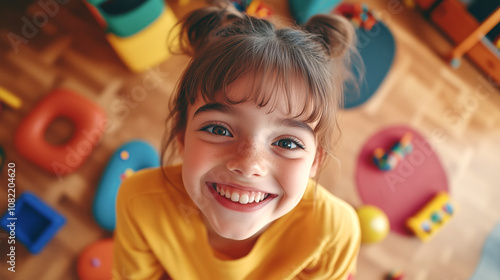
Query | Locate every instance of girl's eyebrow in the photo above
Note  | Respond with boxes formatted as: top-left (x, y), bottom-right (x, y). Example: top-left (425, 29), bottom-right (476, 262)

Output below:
top-left (274, 118), bottom-right (315, 137)
top-left (193, 103), bottom-right (238, 117)
top-left (193, 102), bottom-right (314, 136)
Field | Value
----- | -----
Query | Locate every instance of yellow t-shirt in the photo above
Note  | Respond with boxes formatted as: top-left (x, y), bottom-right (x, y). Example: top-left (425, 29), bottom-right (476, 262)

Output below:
top-left (113, 165), bottom-right (360, 280)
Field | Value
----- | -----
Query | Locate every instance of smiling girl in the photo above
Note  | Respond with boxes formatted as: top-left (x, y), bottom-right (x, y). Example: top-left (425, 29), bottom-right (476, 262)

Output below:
top-left (113, 1), bottom-right (361, 279)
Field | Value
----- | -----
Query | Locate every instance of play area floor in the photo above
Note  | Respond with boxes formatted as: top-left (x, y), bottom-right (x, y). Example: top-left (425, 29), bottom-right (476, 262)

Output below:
top-left (1, 1), bottom-right (500, 280)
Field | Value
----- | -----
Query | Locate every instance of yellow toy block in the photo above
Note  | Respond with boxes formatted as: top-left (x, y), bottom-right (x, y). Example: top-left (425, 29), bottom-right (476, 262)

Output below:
top-left (406, 192), bottom-right (457, 242)
top-left (106, 6), bottom-right (178, 72)
top-left (0, 87), bottom-right (22, 109)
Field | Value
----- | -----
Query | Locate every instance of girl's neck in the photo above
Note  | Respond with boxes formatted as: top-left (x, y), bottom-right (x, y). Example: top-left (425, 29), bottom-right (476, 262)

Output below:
top-left (203, 216), bottom-right (269, 260)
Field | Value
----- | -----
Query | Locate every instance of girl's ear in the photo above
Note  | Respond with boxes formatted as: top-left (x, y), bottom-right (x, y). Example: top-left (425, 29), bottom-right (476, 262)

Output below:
top-left (177, 130), bottom-right (185, 157)
top-left (310, 147), bottom-right (325, 178)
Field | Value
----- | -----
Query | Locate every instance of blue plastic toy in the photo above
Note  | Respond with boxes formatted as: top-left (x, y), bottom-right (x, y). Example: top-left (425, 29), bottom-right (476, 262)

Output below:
top-left (289, 0), bottom-right (342, 24)
top-left (93, 140), bottom-right (159, 231)
top-left (0, 192), bottom-right (66, 254)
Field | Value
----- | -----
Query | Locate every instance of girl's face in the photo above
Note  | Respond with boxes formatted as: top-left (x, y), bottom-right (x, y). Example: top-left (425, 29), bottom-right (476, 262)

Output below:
top-left (178, 76), bottom-right (321, 241)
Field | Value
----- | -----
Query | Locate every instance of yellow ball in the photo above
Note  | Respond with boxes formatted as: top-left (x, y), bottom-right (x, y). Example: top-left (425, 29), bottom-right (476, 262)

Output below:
top-left (356, 205), bottom-right (390, 243)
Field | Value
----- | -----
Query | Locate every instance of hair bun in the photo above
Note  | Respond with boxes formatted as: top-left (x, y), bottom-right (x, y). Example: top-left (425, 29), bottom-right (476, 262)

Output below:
top-left (179, 1), bottom-right (242, 55)
top-left (304, 14), bottom-right (355, 58)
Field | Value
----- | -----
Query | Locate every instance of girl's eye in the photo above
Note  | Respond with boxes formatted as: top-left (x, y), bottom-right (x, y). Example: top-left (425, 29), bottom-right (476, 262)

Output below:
top-left (272, 138), bottom-right (304, 150)
top-left (201, 124), bottom-right (233, 137)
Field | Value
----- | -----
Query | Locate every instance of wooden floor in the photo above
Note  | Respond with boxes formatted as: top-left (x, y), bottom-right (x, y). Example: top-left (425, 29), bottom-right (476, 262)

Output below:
top-left (0, 0), bottom-right (499, 279)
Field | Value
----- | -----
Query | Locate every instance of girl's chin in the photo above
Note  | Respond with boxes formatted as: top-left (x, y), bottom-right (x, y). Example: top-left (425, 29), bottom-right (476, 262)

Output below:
top-left (211, 222), bottom-right (262, 241)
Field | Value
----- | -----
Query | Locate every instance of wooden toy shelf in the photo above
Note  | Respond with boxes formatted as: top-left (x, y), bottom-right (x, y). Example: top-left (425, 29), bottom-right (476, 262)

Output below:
top-left (412, 0), bottom-right (500, 84)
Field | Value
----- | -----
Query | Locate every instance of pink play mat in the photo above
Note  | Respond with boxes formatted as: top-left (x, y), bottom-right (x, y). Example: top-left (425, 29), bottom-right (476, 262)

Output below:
top-left (355, 126), bottom-right (449, 235)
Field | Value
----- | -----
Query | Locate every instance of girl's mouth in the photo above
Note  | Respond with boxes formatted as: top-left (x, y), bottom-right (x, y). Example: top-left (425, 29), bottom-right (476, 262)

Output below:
top-left (206, 182), bottom-right (276, 212)
top-left (212, 183), bottom-right (270, 205)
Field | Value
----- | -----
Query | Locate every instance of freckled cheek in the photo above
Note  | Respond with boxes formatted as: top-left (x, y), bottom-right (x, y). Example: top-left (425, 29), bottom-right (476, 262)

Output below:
top-left (182, 138), bottom-right (226, 174)
top-left (275, 159), bottom-right (313, 200)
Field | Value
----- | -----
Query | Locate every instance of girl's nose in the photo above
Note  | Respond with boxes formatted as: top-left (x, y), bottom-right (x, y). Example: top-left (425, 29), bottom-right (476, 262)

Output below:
top-left (226, 142), bottom-right (268, 178)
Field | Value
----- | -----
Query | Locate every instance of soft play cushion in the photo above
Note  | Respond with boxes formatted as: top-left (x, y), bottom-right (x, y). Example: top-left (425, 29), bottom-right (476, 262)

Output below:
top-left (355, 126), bottom-right (449, 235)
top-left (78, 238), bottom-right (113, 280)
top-left (14, 89), bottom-right (106, 176)
top-left (93, 140), bottom-right (159, 231)
top-left (344, 21), bottom-right (396, 109)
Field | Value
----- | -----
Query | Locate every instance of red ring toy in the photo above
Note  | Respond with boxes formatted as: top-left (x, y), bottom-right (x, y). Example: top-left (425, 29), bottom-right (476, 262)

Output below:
top-left (15, 89), bottom-right (106, 176)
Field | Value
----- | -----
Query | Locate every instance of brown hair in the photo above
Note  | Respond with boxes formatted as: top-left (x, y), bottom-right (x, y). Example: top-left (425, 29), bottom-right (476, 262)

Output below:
top-left (161, 2), bottom-right (360, 173)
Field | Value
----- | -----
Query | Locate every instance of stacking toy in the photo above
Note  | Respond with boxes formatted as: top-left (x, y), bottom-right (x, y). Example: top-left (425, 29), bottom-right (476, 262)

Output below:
top-left (406, 192), bottom-right (457, 242)
top-left (93, 140), bottom-right (159, 231)
top-left (373, 132), bottom-right (413, 171)
top-left (334, 3), bottom-right (379, 31)
top-left (84, 0), bottom-right (178, 72)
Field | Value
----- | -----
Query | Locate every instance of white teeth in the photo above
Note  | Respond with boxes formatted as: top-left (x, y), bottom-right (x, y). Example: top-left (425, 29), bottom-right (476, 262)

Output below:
top-left (231, 192), bottom-right (240, 202)
top-left (214, 184), bottom-right (270, 205)
top-left (239, 194), bottom-right (249, 204)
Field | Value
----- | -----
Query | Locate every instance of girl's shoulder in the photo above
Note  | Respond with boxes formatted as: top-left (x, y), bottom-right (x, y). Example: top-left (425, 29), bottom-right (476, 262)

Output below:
top-left (117, 165), bottom-right (185, 203)
top-left (291, 180), bottom-right (360, 241)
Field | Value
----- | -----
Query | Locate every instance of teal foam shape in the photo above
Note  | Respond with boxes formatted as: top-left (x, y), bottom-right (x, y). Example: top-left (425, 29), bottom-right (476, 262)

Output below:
top-left (87, 0), bottom-right (165, 37)
top-left (289, 0), bottom-right (342, 24)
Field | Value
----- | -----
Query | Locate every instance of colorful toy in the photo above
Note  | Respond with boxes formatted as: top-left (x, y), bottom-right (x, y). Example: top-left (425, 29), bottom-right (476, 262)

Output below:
top-left (334, 3), bottom-right (379, 31)
top-left (85, 0), bottom-right (164, 37)
top-left (93, 140), bottom-right (159, 231)
top-left (0, 192), bottom-right (66, 254)
top-left (406, 192), bottom-right (456, 242)
top-left (231, 0), bottom-right (252, 12)
top-left (372, 132), bottom-right (413, 171)
top-left (386, 269), bottom-right (404, 280)
top-left (356, 205), bottom-right (390, 244)
top-left (78, 238), bottom-right (113, 280)
top-left (246, 0), bottom-right (273, 18)
top-left (84, 0), bottom-right (178, 72)
top-left (289, 0), bottom-right (342, 24)
top-left (14, 89), bottom-right (106, 176)
top-left (0, 87), bottom-right (22, 110)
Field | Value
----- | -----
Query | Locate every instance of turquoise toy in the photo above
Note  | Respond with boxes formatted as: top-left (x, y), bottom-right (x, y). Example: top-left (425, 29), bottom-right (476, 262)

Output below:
top-left (373, 132), bottom-right (413, 171)
top-left (0, 192), bottom-right (66, 254)
top-left (85, 0), bottom-right (165, 37)
top-left (288, 0), bottom-right (342, 24)
top-left (93, 140), bottom-right (159, 231)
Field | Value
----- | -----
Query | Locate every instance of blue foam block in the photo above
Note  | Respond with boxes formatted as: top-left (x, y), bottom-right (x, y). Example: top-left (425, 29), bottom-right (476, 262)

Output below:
top-left (0, 192), bottom-right (66, 254)
top-left (93, 140), bottom-right (159, 231)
